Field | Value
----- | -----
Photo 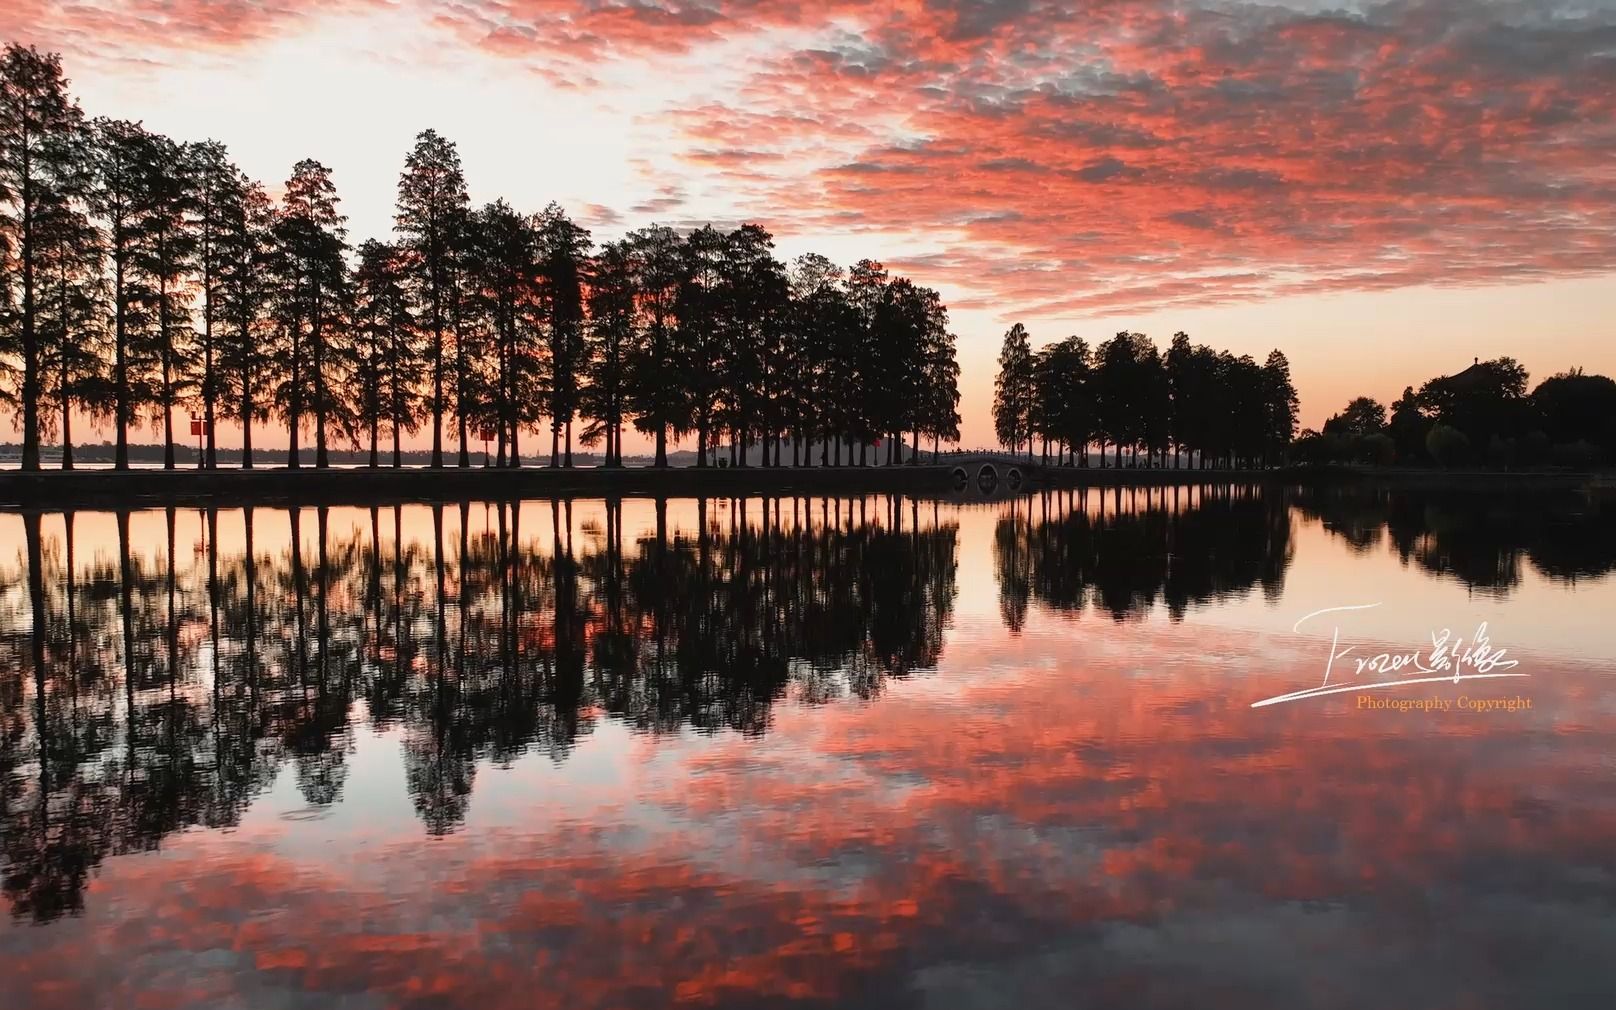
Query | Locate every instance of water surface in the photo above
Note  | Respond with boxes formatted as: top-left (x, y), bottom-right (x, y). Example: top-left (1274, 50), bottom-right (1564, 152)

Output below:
top-left (2, 486), bottom-right (1613, 1008)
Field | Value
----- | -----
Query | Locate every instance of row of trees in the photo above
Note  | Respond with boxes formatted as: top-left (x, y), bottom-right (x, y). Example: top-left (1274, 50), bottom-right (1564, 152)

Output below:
top-left (993, 326), bottom-right (1299, 468)
top-left (1302, 359), bottom-right (1616, 468)
top-left (0, 43), bottom-right (962, 471)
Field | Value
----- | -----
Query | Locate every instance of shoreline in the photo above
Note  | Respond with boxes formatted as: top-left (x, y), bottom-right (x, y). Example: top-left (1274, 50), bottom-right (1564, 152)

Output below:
top-left (0, 462), bottom-right (1596, 510)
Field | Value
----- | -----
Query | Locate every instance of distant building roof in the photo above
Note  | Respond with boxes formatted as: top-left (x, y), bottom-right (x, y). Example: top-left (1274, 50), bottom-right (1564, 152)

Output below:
top-left (1444, 357), bottom-right (1490, 389)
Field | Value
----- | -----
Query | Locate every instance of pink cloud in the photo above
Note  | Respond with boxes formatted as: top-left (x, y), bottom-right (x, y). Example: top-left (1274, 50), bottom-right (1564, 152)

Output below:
top-left (7, 1), bottom-right (1615, 316)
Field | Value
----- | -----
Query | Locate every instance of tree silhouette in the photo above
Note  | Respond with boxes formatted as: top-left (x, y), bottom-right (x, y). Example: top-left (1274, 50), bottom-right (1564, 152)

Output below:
top-left (85, 119), bottom-right (160, 470)
top-left (1532, 370), bottom-right (1616, 461)
top-left (624, 225), bottom-right (687, 467)
top-left (137, 133), bottom-right (197, 470)
top-left (1324, 396), bottom-right (1387, 437)
top-left (584, 238), bottom-right (634, 467)
top-left (272, 159), bottom-right (350, 469)
top-left (35, 151), bottom-right (104, 471)
top-left (1261, 349), bottom-right (1299, 467)
top-left (1094, 332), bottom-right (1157, 467)
top-left (535, 203), bottom-right (590, 467)
top-left (917, 291), bottom-right (961, 460)
top-left (0, 44), bottom-right (85, 471)
top-left (394, 130), bottom-right (468, 469)
top-left (214, 172), bottom-right (273, 468)
top-left (184, 140), bottom-right (237, 469)
top-left (1031, 335), bottom-right (1092, 466)
top-left (994, 323), bottom-right (1034, 456)
top-left (787, 253), bottom-right (857, 466)
top-left (463, 201), bottom-right (537, 467)
top-left (677, 225), bottom-right (728, 467)
top-left (352, 239), bottom-right (418, 467)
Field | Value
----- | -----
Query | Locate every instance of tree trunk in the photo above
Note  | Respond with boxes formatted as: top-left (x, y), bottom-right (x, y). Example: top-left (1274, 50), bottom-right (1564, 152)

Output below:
top-left (60, 351), bottom-right (73, 471)
top-left (18, 142), bottom-right (41, 472)
top-left (204, 320), bottom-right (217, 470)
top-left (242, 387), bottom-right (255, 469)
top-left (314, 316), bottom-right (329, 470)
top-left (458, 398), bottom-right (470, 468)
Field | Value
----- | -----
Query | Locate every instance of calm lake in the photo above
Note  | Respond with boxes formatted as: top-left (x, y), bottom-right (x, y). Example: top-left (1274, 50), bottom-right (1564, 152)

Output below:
top-left (2, 486), bottom-right (1613, 1008)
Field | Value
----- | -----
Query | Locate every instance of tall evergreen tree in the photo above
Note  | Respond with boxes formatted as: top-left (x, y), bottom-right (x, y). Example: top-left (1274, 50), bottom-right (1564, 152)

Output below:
top-left (273, 159), bottom-right (350, 468)
top-left (1165, 331), bottom-right (1193, 467)
top-left (584, 238), bottom-right (634, 467)
top-left (877, 278), bottom-right (939, 464)
top-left (1030, 345), bottom-right (1059, 462)
top-left (215, 173), bottom-right (273, 468)
top-left (1093, 332), bottom-right (1159, 468)
top-left (464, 201), bottom-right (536, 467)
top-left (717, 224), bottom-right (786, 466)
top-left (1049, 336), bottom-right (1094, 465)
top-left (394, 130), bottom-right (467, 468)
top-left (1137, 338), bottom-right (1170, 467)
top-left (534, 202), bottom-right (589, 467)
top-left (35, 157), bottom-right (102, 470)
top-left (0, 44), bottom-right (86, 471)
top-left (994, 323), bottom-right (1034, 456)
top-left (184, 140), bottom-right (237, 468)
top-left (1261, 349), bottom-right (1299, 466)
top-left (676, 225), bottom-right (726, 467)
top-left (352, 239), bottom-right (419, 467)
top-left (919, 298), bottom-right (962, 461)
top-left (86, 117), bottom-right (158, 470)
top-left (624, 224), bottom-right (686, 468)
top-left (846, 259), bottom-right (889, 465)
top-left (1223, 353), bottom-right (1269, 468)
top-left (137, 134), bottom-right (197, 470)
top-left (785, 252), bottom-right (849, 465)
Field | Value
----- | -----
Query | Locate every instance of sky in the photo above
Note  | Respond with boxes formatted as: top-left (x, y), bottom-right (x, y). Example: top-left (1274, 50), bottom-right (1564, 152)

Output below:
top-left (4, 0), bottom-right (1615, 451)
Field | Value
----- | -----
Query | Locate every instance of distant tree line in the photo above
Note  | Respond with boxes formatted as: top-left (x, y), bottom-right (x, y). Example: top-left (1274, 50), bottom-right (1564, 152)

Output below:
top-left (1299, 359), bottom-right (1616, 469)
top-left (993, 325), bottom-right (1299, 468)
top-left (0, 44), bottom-right (962, 471)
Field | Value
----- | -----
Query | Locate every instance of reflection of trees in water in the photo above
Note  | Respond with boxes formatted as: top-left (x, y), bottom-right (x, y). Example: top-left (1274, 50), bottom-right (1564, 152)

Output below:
top-left (1296, 486), bottom-right (1616, 594)
top-left (0, 495), bottom-right (959, 917)
top-left (994, 484), bottom-right (1294, 628)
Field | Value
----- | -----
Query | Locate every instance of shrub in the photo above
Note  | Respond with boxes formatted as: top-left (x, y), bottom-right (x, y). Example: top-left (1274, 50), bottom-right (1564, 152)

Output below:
top-left (1426, 424), bottom-right (1472, 468)
top-left (1550, 440), bottom-right (1600, 470)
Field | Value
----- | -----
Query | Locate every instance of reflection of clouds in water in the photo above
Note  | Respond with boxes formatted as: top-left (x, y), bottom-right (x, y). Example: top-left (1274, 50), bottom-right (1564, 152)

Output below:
top-left (0, 490), bottom-right (1613, 1007)
top-left (7, 632), bottom-right (1614, 1007)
